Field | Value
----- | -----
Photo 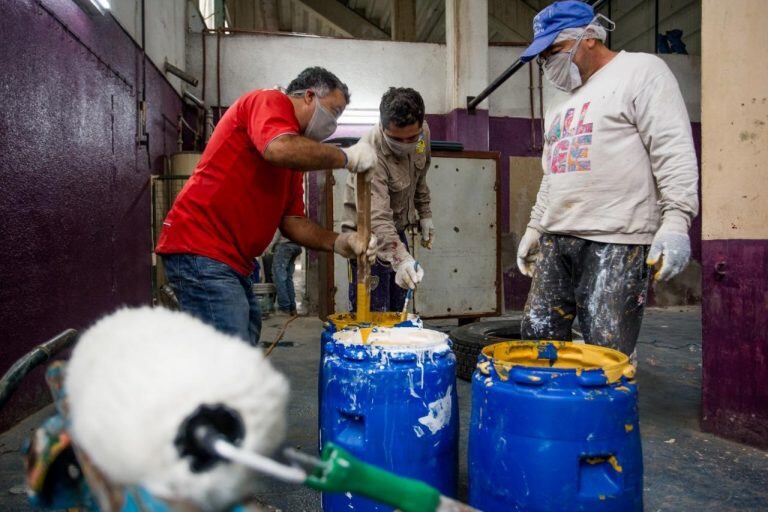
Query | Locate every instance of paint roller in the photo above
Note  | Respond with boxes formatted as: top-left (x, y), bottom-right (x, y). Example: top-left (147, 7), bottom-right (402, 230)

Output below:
top-left (65, 307), bottom-right (477, 511)
top-left (65, 306), bottom-right (289, 510)
top-left (180, 417), bottom-right (479, 512)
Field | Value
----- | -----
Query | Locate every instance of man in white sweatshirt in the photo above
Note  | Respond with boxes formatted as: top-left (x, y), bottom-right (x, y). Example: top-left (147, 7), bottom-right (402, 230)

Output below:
top-left (516, 1), bottom-right (699, 355)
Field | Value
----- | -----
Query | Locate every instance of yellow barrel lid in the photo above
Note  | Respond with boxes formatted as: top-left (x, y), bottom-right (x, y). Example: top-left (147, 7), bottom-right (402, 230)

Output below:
top-left (327, 312), bottom-right (417, 330)
top-left (480, 341), bottom-right (635, 383)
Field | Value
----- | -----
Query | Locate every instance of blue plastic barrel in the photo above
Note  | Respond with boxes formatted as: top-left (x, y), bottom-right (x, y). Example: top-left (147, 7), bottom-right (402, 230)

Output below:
top-left (320, 327), bottom-right (458, 511)
top-left (469, 341), bottom-right (642, 512)
top-left (318, 314), bottom-right (422, 445)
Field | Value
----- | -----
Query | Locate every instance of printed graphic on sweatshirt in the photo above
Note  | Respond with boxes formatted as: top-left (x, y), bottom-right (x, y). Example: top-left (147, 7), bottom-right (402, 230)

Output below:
top-left (545, 102), bottom-right (593, 174)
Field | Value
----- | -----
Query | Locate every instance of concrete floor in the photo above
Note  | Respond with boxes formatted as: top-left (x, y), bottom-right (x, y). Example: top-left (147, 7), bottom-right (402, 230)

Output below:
top-left (1, 307), bottom-right (767, 510)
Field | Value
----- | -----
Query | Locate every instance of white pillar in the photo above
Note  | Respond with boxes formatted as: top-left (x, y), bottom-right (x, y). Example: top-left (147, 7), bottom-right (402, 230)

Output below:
top-left (445, 0), bottom-right (489, 111)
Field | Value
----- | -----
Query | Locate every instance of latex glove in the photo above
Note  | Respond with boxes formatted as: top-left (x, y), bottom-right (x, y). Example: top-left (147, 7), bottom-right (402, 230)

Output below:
top-left (516, 227), bottom-right (542, 277)
top-left (419, 218), bottom-right (435, 249)
top-left (341, 141), bottom-right (376, 178)
top-left (394, 257), bottom-right (424, 290)
top-left (334, 232), bottom-right (378, 264)
top-left (646, 227), bottom-right (691, 282)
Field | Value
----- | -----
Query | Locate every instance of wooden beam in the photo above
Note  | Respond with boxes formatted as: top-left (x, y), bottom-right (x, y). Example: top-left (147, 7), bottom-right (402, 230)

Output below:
top-left (392, 0), bottom-right (416, 41)
top-left (295, 0), bottom-right (390, 39)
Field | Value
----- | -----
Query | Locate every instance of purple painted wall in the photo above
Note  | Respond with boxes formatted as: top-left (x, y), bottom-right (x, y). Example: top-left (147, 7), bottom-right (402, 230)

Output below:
top-left (701, 240), bottom-right (768, 449)
top-left (444, 109), bottom-right (489, 151)
top-left (0, 0), bottom-right (182, 431)
top-left (488, 116), bottom-right (544, 310)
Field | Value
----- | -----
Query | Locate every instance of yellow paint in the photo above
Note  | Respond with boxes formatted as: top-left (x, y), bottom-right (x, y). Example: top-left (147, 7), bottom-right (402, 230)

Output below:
top-left (625, 424), bottom-right (634, 433)
top-left (359, 326), bottom-right (373, 345)
top-left (528, 375), bottom-right (541, 382)
top-left (477, 361), bottom-right (491, 376)
top-left (607, 456), bottom-right (623, 473)
top-left (553, 306), bottom-right (574, 320)
top-left (615, 386), bottom-right (631, 393)
top-left (480, 341), bottom-right (635, 384)
top-left (599, 495), bottom-right (606, 501)
top-left (585, 455), bottom-right (623, 473)
top-left (356, 283), bottom-right (371, 323)
top-left (328, 311), bottom-right (411, 330)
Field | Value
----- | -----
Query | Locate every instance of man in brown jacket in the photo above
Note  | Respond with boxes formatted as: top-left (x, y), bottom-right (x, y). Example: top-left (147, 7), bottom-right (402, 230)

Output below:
top-left (342, 87), bottom-right (432, 312)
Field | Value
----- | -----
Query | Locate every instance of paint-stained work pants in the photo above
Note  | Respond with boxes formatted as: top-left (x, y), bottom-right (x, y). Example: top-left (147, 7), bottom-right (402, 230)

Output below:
top-left (522, 234), bottom-right (650, 355)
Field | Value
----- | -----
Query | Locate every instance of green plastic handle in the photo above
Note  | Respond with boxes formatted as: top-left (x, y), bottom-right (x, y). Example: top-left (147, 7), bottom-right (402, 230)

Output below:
top-left (305, 442), bottom-right (442, 512)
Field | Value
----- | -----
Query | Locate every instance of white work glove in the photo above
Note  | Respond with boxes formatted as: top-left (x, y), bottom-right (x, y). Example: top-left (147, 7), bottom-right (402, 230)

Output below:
top-left (334, 232), bottom-right (378, 264)
top-left (341, 141), bottom-right (376, 177)
top-left (646, 225), bottom-right (691, 282)
top-left (419, 218), bottom-right (435, 249)
top-left (516, 227), bottom-right (542, 277)
top-left (394, 256), bottom-right (424, 290)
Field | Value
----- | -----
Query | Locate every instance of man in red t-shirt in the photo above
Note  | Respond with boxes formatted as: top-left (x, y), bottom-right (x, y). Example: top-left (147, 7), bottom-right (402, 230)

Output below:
top-left (156, 67), bottom-right (377, 345)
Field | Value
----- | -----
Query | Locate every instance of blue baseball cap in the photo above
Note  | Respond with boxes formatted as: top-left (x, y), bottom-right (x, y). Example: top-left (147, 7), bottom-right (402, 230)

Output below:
top-left (520, 1), bottom-right (595, 63)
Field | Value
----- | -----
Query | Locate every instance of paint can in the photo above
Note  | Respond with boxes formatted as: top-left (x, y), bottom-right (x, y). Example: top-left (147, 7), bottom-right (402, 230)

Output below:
top-left (252, 282), bottom-right (276, 317)
top-left (468, 341), bottom-right (642, 512)
top-left (319, 326), bottom-right (458, 511)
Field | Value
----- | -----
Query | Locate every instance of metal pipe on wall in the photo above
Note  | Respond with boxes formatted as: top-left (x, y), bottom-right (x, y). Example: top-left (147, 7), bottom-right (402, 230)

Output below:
top-left (468, 0), bottom-right (607, 112)
top-left (538, 64), bottom-right (544, 147)
top-left (654, 0), bottom-right (660, 54)
top-left (528, 62), bottom-right (535, 152)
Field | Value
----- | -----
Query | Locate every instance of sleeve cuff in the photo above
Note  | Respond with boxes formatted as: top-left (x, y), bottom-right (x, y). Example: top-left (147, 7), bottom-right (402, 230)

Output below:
top-left (661, 211), bottom-right (691, 234)
top-left (527, 219), bottom-right (544, 233)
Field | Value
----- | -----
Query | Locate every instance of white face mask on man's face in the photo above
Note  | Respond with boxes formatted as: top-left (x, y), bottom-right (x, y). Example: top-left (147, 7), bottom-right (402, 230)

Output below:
top-left (303, 95), bottom-right (338, 141)
top-left (543, 48), bottom-right (583, 92)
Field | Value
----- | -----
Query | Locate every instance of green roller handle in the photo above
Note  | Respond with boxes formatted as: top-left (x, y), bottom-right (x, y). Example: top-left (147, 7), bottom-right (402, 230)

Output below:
top-left (305, 442), bottom-right (442, 512)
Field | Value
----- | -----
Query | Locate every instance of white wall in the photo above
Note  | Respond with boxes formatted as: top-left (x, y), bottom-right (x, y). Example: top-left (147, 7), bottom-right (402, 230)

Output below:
top-left (184, 30), bottom-right (700, 121)
top-left (110, 0), bottom-right (189, 94)
top-left (188, 32), bottom-right (446, 112)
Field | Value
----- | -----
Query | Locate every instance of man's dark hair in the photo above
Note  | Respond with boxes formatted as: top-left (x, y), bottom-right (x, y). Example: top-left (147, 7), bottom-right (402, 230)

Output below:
top-left (286, 67), bottom-right (350, 103)
top-left (379, 87), bottom-right (425, 128)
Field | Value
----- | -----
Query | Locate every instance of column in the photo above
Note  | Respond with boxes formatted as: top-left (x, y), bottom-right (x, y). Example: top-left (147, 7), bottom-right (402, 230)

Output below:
top-left (701, 0), bottom-right (768, 449)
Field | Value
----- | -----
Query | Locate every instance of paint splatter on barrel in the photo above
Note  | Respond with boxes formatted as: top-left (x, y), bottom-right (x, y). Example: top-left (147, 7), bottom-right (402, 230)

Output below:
top-left (468, 341), bottom-right (643, 512)
top-left (319, 326), bottom-right (458, 511)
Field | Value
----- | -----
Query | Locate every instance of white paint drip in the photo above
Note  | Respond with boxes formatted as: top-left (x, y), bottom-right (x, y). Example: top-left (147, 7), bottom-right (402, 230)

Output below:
top-left (418, 385), bottom-right (453, 435)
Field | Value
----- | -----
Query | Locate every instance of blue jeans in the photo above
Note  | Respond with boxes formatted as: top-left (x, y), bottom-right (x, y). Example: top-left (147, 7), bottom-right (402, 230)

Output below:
top-left (272, 242), bottom-right (302, 312)
top-left (162, 254), bottom-right (261, 345)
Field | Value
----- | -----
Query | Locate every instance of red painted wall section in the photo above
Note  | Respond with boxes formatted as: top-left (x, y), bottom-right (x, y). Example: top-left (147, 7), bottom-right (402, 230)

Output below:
top-left (0, 0), bottom-right (182, 432)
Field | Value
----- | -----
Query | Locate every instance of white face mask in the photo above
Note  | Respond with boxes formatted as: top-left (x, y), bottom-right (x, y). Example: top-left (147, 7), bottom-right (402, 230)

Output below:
top-left (543, 47), bottom-right (583, 92)
top-left (303, 96), bottom-right (338, 141)
top-left (385, 134), bottom-right (421, 157)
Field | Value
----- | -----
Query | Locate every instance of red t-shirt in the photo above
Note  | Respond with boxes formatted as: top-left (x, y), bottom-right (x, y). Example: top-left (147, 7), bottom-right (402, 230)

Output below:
top-left (156, 89), bottom-right (305, 276)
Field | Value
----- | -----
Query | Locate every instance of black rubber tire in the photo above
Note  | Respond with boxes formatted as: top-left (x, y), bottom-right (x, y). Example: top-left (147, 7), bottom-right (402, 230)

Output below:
top-left (450, 318), bottom-right (523, 381)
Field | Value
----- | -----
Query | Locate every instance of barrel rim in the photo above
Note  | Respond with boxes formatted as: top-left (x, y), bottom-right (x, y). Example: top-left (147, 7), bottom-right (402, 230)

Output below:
top-left (326, 312), bottom-right (421, 330)
top-left (479, 340), bottom-right (635, 384)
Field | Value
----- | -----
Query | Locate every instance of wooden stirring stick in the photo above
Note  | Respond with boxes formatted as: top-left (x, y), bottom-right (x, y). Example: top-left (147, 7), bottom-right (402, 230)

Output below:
top-left (356, 172), bottom-right (372, 327)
